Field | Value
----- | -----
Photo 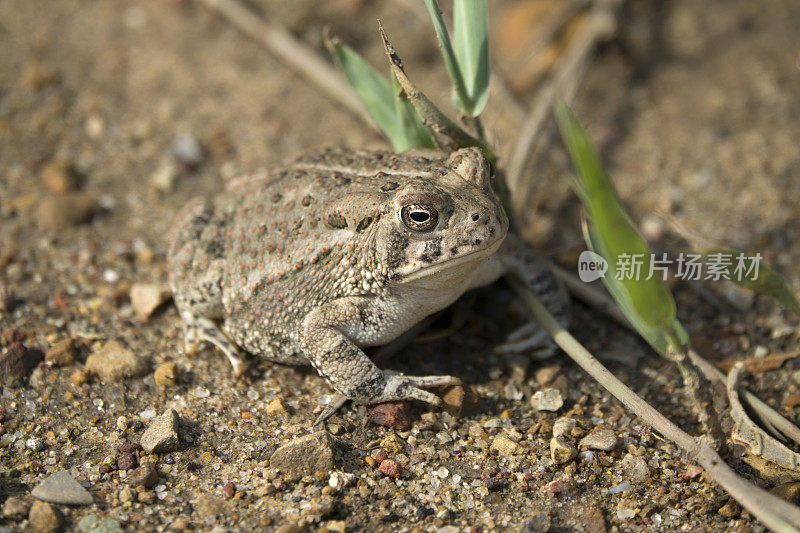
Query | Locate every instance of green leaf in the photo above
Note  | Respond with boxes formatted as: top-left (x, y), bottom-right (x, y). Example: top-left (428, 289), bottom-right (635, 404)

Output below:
top-left (703, 248), bottom-right (800, 317)
top-left (328, 41), bottom-right (413, 151)
top-left (585, 227), bottom-right (689, 357)
top-left (423, 0), bottom-right (472, 114)
top-left (558, 103), bottom-right (688, 356)
top-left (453, 0), bottom-right (490, 116)
top-left (391, 70), bottom-right (436, 150)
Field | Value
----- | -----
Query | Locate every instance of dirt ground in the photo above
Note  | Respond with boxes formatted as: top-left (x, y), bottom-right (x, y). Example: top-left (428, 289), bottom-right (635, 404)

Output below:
top-left (1, 0), bottom-right (800, 531)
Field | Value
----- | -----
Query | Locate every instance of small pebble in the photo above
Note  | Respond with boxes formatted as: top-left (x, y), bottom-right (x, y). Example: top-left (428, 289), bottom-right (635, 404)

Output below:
top-left (0, 341), bottom-right (42, 382)
top-left (2, 496), bottom-right (30, 519)
top-left (368, 401), bottom-right (412, 431)
top-left (70, 369), bottom-right (88, 387)
top-left (45, 338), bottom-right (76, 366)
top-left (579, 426), bottom-right (619, 451)
top-left (28, 501), bottom-right (62, 533)
top-left (616, 508), bottom-right (636, 520)
top-left (530, 389), bottom-right (563, 411)
top-left (718, 499), bottom-right (740, 517)
top-left (193, 386), bottom-right (211, 399)
top-left (118, 487), bottom-right (136, 504)
top-left (681, 464), bottom-right (704, 480)
top-left (550, 437), bottom-right (578, 465)
top-left (266, 396), bottom-right (287, 416)
top-left (328, 471), bottom-right (355, 491)
top-left (134, 245), bottom-right (155, 266)
top-left (129, 283), bottom-right (171, 320)
top-left (534, 365), bottom-right (561, 386)
top-left (153, 362), bottom-right (178, 387)
top-left (35, 193), bottom-right (95, 231)
top-left (170, 134), bottom-right (204, 167)
top-left (552, 417), bottom-right (577, 439)
top-left (374, 450), bottom-right (388, 463)
top-left (150, 162), bottom-right (178, 193)
top-left (325, 520), bottom-right (346, 533)
top-left (26, 437), bottom-right (45, 452)
top-left (443, 385), bottom-right (476, 417)
top-left (86, 340), bottom-right (147, 383)
top-left (140, 409), bottom-right (181, 454)
top-left (85, 113), bottom-right (104, 139)
top-left (40, 159), bottom-right (78, 194)
top-left (102, 269), bottom-right (119, 283)
top-left (117, 450), bottom-right (138, 471)
top-left (607, 482), bottom-right (631, 495)
top-left (31, 470), bottom-right (93, 505)
top-left (379, 459), bottom-right (402, 478)
top-left (621, 454), bottom-right (650, 483)
top-left (269, 431), bottom-right (336, 481)
top-left (137, 491), bottom-right (156, 504)
top-left (491, 435), bottom-right (520, 456)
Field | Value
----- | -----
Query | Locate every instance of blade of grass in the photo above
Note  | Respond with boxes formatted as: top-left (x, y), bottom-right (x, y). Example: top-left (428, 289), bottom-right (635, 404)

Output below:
top-left (703, 248), bottom-right (800, 317)
top-left (327, 39), bottom-right (409, 151)
top-left (423, 0), bottom-right (472, 113)
top-left (557, 103), bottom-right (685, 352)
top-left (453, 0), bottom-right (490, 116)
top-left (583, 223), bottom-right (688, 357)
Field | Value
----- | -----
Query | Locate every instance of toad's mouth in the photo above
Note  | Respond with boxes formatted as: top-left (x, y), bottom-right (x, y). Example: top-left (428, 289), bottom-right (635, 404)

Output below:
top-left (398, 236), bottom-right (504, 284)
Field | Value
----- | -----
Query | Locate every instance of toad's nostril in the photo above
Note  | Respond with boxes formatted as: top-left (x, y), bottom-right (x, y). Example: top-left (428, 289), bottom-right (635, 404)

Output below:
top-left (471, 213), bottom-right (480, 221)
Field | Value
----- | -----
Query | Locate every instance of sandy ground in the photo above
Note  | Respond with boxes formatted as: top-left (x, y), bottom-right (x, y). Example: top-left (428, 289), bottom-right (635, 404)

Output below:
top-left (1, 0), bottom-right (800, 531)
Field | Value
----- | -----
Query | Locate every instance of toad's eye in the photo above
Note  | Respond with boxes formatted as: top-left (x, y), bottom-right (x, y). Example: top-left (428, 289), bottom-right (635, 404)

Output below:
top-left (400, 203), bottom-right (439, 232)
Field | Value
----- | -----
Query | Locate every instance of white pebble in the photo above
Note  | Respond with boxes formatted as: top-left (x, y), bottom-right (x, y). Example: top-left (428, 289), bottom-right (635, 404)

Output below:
top-left (193, 386), bottom-right (211, 399)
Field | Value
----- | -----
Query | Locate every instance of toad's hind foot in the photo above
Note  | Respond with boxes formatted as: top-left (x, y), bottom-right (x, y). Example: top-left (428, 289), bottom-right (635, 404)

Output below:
top-left (494, 321), bottom-right (559, 359)
top-left (182, 314), bottom-right (248, 378)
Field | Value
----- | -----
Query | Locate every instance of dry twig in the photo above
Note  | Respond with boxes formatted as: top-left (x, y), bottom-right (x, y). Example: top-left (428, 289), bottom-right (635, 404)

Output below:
top-left (554, 263), bottom-right (800, 450)
top-left (511, 276), bottom-right (800, 533)
top-left (505, 0), bottom-right (621, 199)
top-left (200, 0), bottom-right (374, 129)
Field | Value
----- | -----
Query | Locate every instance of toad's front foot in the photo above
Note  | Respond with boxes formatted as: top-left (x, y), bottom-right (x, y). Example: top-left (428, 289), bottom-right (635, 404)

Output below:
top-left (312, 373), bottom-right (462, 427)
top-left (374, 372), bottom-right (462, 405)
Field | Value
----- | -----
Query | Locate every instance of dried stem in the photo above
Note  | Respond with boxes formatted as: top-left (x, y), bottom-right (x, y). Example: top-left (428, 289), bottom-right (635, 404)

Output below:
top-left (199, 0), bottom-right (375, 129)
top-left (552, 263), bottom-right (800, 448)
top-left (505, 0), bottom-right (621, 199)
top-left (509, 275), bottom-right (800, 532)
